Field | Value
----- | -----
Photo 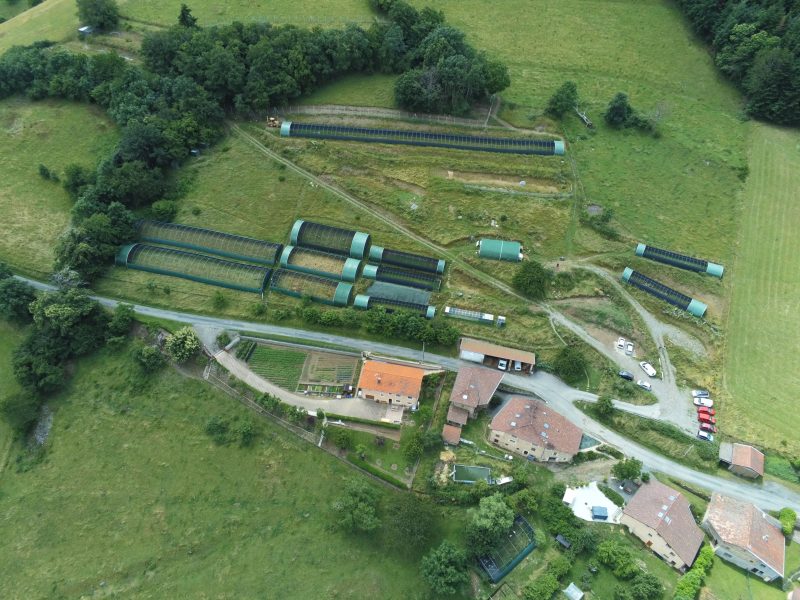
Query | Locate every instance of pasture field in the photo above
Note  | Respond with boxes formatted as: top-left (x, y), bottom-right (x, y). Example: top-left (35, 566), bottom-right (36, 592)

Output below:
top-left (247, 345), bottom-right (307, 390)
top-left (0, 0), bottom-right (78, 52)
top-left (0, 343), bottom-right (462, 598)
top-left (0, 97), bottom-right (118, 276)
top-left (0, 1), bottom-right (29, 21)
top-left (724, 124), bottom-right (800, 453)
top-left (0, 321), bottom-right (26, 473)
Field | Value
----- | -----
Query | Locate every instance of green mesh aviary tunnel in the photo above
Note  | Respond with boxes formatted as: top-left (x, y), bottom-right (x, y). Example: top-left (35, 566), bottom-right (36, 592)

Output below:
top-left (280, 121), bottom-right (565, 156)
top-left (115, 244), bottom-right (272, 294)
top-left (361, 263), bottom-right (441, 291)
top-left (635, 243), bottom-right (724, 278)
top-left (353, 294), bottom-right (436, 319)
top-left (368, 245), bottom-right (445, 274)
top-left (622, 267), bottom-right (707, 317)
top-left (289, 219), bottom-right (370, 259)
top-left (279, 246), bottom-right (361, 282)
top-left (269, 269), bottom-right (353, 306)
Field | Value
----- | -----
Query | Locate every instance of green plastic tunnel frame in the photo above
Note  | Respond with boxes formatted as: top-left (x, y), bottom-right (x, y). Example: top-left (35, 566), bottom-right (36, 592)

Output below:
top-left (289, 219), bottom-right (371, 259)
top-left (279, 245), bottom-right (361, 282)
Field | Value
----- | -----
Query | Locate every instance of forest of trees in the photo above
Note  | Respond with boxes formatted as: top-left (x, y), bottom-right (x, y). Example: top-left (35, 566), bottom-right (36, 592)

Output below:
top-left (0, 1), bottom-right (508, 282)
top-left (675, 0), bottom-right (800, 124)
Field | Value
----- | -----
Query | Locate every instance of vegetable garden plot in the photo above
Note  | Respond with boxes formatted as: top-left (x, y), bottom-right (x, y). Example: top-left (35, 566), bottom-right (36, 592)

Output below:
top-left (298, 352), bottom-right (360, 386)
top-left (115, 244), bottom-right (271, 293)
top-left (137, 220), bottom-right (282, 265)
top-left (247, 345), bottom-right (307, 390)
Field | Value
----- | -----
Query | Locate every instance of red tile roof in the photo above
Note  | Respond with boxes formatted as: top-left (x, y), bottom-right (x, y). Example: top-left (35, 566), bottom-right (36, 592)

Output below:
top-left (731, 444), bottom-right (765, 476)
top-left (490, 396), bottom-right (582, 455)
top-left (459, 338), bottom-right (536, 365)
top-left (449, 366), bottom-right (504, 410)
top-left (623, 479), bottom-right (704, 567)
top-left (442, 424), bottom-right (462, 445)
top-left (446, 405), bottom-right (469, 426)
top-left (357, 360), bottom-right (425, 399)
top-left (704, 493), bottom-right (785, 577)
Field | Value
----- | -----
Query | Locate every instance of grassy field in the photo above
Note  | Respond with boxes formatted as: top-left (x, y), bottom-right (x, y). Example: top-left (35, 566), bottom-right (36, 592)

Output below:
top-left (724, 123), bottom-right (800, 454)
top-left (0, 1), bottom-right (29, 21)
top-left (247, 345), bottom-right (307, 390)
top-left (0, 97), bottom-right (118, 276)
top-left (0, 342), bottom-right (466, 598)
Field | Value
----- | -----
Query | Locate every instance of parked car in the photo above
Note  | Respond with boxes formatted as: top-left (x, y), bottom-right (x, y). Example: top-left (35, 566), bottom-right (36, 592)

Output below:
top-left (639, 361), bottom-right (657, 377)
top-left (625, 342), bottom-right (634, 356)
top-left (699, 422), bottom-right (717, 433)
top-left (697, 406), bottom-right (716, 416)
top-left (497, 359), bottom-right (508, 371)
top-left (637, 380), bottom-right (652, 391)
top-left (693, 397), bottom-right (714, 408)
top-left (698, 413), bottom-right (716, 424)
top-left (697, 430), bottom-right (714, 442)
top-left (691, 389), bottom-right (710, 398)
top-left (618, 370), bottom-right (634, 381)
top-left (616, 337), bottom-right (626, 350)
top-left (513, 360), bottom-right (522, 372)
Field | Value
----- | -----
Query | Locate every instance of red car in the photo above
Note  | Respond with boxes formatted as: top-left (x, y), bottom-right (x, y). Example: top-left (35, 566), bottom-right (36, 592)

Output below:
top-left (698, 414), bottom-right (716, 425)
top-left (697, 407), bottom-right (716, 416)
top-left (699, 422), bottom-right (717, 433)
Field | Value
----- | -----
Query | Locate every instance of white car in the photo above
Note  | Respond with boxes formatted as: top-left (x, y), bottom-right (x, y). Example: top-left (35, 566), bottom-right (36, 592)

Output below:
top-left (639, 361), bottom-right (656, 377)
top-left (497, 359), bottom-right (508, 371)
top-left (616, 337), bottom-right (626, 350)
top-left (636, 380), bottom-right (652, 391)
top-left (691, 389), bottom-right (710, 398)
top-left (697, 430), bottom-right (714, 442)
top-left (625, 342), bottom-right (634, 356)
top-left (693, 397), bottom-right (714, 408)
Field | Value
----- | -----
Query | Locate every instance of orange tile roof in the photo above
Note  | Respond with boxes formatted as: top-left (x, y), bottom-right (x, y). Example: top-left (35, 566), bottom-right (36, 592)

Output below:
top-left (449, 366), bottom-right (504, 409)
top-left (490, 396), bottom-right (582, 455)
top-left (442, 424), bottom-right (462, 445)
top-left (447, 405), bottom-right (470, 426)
top-left (460, 338), bottom-right (536, 365)
top-left (704, 493), bottom-right (785, 577)
top-left (731, 444), bottom-right (765, 476)
top-left (357, 360), bottom-right (425, 399)
top-left (623, 479), bottom-right (704, 567)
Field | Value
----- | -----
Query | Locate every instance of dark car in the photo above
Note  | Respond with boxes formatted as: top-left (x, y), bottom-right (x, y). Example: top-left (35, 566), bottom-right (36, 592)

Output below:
top-left (618, 370), bottom-right (634, 381)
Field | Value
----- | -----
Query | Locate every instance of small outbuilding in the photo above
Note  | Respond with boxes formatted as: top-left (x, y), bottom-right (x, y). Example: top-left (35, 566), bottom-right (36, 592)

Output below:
top-left (442, 424), bottom-right (462, 446)
top-left (458, 338), bottom-right (535, 373)
top-left (555, 534), bottom-right (572, 549)
top-left (718, 442), bottom-right (765, 479)
top-left (563, 583), bottom-right (585, 600)
top-left (477, 238), bottom-right (523, 262)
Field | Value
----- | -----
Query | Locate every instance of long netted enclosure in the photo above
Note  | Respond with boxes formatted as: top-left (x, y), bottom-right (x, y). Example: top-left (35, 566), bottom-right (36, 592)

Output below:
top-left (279, 246), bottom-right (361, 281)
top-left (621, 268), bottom-right (707, 317)
top-left (369, 245), bottom-right (445, 274)
top-left (362, 264), bottom-right (441, 291)
top-left (281, 121), bottom-right (565, 156)
top-left (290, 219), bottom-right (370, 259)
top-left (478, 516), bottom-right (537, 583)
top-left (136, 220), bottom-right (282, 265)
top-left (635, 242), bottom-right (724, 277)
top-left (353, 294), bottom-right (435, 319)
top-left (367, 281), bottom-right (431, 305)
top-left (115, 244), bottom-right (272, 293)
top-left (269, 270), bottom-right (353, 306)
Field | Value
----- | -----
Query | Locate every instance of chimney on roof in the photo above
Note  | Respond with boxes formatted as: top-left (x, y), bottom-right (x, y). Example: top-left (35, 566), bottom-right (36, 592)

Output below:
top-left (510, 421), bottom-right (517, 427)
top-left (462, 394), bottom-right (468, 400)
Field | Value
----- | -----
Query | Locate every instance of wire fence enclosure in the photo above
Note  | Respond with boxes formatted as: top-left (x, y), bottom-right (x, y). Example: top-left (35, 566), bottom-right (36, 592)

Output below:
top-left (364, 264), bottom-right (441, 291)
top-left (282, 121), bottom-right (565, 155)
top-left (116, 244), bottom-right (272, 293)
top-left (279, 104), bottom-right (502, 130)
top-left (478, 516), bottom-right (537, 583)
top-left (136, 220), bottom-right (282, 265)
top-left (281, 245), bottom-right (361, 281)
top-left (369, 245), bottom-right (445, 274)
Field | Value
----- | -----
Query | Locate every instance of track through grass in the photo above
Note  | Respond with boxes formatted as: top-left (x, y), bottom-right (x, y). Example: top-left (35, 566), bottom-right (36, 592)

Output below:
top-left (725, 123), bottom-right (800, 453)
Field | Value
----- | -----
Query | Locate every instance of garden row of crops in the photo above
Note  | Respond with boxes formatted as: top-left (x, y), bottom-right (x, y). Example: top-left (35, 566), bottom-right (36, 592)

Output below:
top-left (247, 345), bottom-right (308, 390)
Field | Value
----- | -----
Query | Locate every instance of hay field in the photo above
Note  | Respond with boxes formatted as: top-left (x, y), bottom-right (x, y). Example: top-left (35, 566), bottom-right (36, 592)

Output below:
top-left (724, 123), bottom-right (800, 452)
top-left (0, 97), bottom-right (118, 276)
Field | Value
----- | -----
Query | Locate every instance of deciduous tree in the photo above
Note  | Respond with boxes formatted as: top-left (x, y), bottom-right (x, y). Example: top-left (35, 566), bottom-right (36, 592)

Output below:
top-left (421, 541), bottom-right (468, 596)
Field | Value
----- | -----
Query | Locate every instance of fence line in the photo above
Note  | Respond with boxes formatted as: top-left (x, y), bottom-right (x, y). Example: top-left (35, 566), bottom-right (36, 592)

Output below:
top-left (279, 104), bottom-right (498, 129)
top-left (204, 364), bottom-right (404, 490)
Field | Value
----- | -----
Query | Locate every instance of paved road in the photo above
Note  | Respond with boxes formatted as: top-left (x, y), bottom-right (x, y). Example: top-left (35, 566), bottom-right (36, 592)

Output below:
top-left (19, 276), bottom-right (798, 512)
